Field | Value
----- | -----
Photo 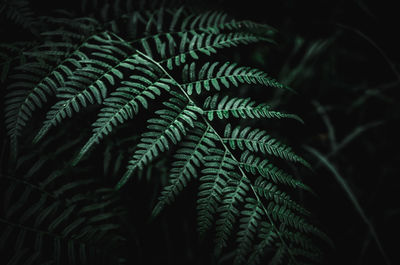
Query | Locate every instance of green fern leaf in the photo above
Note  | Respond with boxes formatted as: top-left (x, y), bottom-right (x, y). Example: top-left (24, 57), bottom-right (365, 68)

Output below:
top-left (117, 92), bottom-right (202, 188)
top-left (152, 122), bottom-right (217, 217)
top-left (247, 222), bottom-right (277, 265)
top-left (4, 31), bottom-right (118, 155)
top-left (214, 176), bottom-right (250, 256)
top-left (223, 124), bottom-right (310, 167)
top-left (34, 43), bottom-right (139, 143)
top-left (73, 70), bottom-right (173, 165)
top-left (203, 94), bottom-right (303, 121)
top-left (234, 197), bottom-right (264, 265)
top-left (182, 61), bottom-right (286, 95)
top-left (239, 151), bottom-right (311, 191)
top-left (254, 178), bottom-right (310, 216)
top-left (197, 148), bottom-right (237, 235)
top-left (0, 175), bottom-right (123, 265)
top-left (159, 32), bottom-right (266, 69)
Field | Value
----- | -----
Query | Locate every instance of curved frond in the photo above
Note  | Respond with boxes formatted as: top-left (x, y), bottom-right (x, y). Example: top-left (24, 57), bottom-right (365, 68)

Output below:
top-left (0, 0), bottom-right (36, 31)
top-left (117, 92), bottom-right (203, 188)
top-left (203, 94), bottom-right (303, 122)
top-left (254, 178), bottom-right (310, 216)
top-left (156, 32), bottom-right (268, 69)
top-left (197, 148), bottom-right (237, 235)
top-left (74, 68), bottom-right (173, 164)
top-left (152, 122), bottom-right (217, 217)
top-left (182, 61), bottom-right (286, 95)
top-left (33, 36), bottom-right (138, 143)
top-left (223, 124), bottom-right (310, 167)
top-left (215, 176), bottom-right (250, 256)
top-left (234, 197), bottom-right (264, 265)
top-left (239, 151), bottom-right (310, 191)
top-left (0, 175), bottom-right (124, 265)
top-left (4, 26), bottom-right (106, 156)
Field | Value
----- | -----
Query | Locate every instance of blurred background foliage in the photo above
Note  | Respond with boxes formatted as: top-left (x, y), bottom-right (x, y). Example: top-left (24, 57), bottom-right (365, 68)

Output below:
top-left (228, 1), bottom-right (400, 264)
top-left (1, 0), bottom-right (399, 264)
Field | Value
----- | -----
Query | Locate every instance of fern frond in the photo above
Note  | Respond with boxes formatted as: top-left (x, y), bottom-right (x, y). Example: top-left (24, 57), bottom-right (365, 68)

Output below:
top-left (280, 229), bottom-right (321, 255)
top-left (119, 8), bottom-right (227, 41)
top-left (5, 61), bottom-right (52, 156)
top-left (73, 68), bottom-right (173, 165)
top-left (156, 32), bottom-right (267, 69)
top-left (0, 0), bottom-right (36, 31)
top-left (33, 37), bottom-right (138, 143)
top-left (117, 92), bottom-right (203, 188)
top-left (0, 41), bottom-right (36, 83)
top-left (0, 175), bottom-right (124, 265)
top-left (269, 244), bottom-right (286, 265)
top-left (203, 94), bottom-right (303, 121)
top-left (126, 8), bottom-right (274, 43)
top-left (4, 29), bottom-right (114, 156)
top-left (214, 176), bottom-right (250, 256)
top-left (247, 222), bottom-right (277, 265)
top-left (266, 201), bottom-right (323, 238)
top-left (197, 148), bottom-right (237, 235)
top-left (254, 178), bottom-right (310, 216)
top-left (152, 122), bottom-right (217, 217)
top-left (223, 124), bottom-right (310, 167)
top-left (234, 197), bottom-right (264, 265)
top-left (182, 61), bottom-right (285, 95)
top-left (239, 151), bottom-right (310, 191)
top-left (177, 10), bottom-right (230, 34)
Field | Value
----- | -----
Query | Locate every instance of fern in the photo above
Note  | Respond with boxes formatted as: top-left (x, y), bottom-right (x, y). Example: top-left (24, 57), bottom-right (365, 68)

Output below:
top-left (203, 94), bottom-right (303, 121)
top-left (73, 57), bottom-right (173, 164)
top-left (4, 18), bottom-right (102, 156)
top-left (0, 0), bottom-right (36, 32)
top-left (2, 3), bottom-right (330, 265)
top-left (182, 61), bottom-right (285, 95)
top-left (0, 173), bottom-right (124, 265)
top-left (223, 123), bottom-right (310, 167)
top-left (119, 91), bottom-right (203, 188)
top-left (152, 121), bottom-right (217, 217)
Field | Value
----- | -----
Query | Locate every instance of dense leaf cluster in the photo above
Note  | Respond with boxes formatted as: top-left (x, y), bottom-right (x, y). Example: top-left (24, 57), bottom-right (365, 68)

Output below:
top-left (0, 0), bottom-right (330, 264)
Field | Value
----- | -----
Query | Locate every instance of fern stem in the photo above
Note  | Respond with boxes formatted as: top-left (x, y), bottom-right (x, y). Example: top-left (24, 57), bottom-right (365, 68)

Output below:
top-left (135, 49), bottom-right (300, 264)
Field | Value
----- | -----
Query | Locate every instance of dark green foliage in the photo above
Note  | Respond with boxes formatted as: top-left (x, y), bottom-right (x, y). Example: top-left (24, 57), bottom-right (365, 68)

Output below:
top-left (0, 1), bottom-right (330, 264)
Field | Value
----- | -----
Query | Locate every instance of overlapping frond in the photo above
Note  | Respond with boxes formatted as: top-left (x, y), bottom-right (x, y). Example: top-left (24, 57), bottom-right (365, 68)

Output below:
top-left (223, 124), bottom-right (310, 167)
top-left (239, 150), bottom-right (310, 190)
top-left (4, 20), bottom-right (103, 156)
top-left (214, 175), bottom-right (250, 256)
top-left (117, 92), bottom-right (203, 188)
top-left (74, 62), bottom-right (173, 164)
top-left (0, 42), bottom-right (36, 83)
top-left (2, 5), bottom-right (328, 265)
top-left (33, 34), bottom-right (137, 143)
top-left (0, 174), bottom-right (124, 265)
top-left (197, 148), bottom-right (237, 235)
top-left (234, 197), bottom-right (265, 265)
top-left (182, 61), bottom-right (285, 95)
top-left (152, 122), bottom-right (218, 217)
top-left (134, 26), bottom-right (270, 71)
top-left (203, 94), bottom-right (303, 121)
top-left (0, 0), bottom-right (36, 31)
